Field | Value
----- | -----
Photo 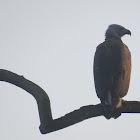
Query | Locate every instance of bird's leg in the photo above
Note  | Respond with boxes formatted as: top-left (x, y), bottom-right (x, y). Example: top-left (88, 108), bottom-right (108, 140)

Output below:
top-left (116, 98), bottom-right (122, 109)
top-left (112, 98), bottom-right (122, 119)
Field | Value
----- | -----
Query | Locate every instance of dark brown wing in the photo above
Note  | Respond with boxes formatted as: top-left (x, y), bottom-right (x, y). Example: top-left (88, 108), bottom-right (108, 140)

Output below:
top-left (94, 42), bottom-right (113, 100)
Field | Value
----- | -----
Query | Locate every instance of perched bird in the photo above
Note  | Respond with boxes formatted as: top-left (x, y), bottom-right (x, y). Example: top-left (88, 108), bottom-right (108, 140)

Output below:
top-left (93, 24), bottom-right (131, 119)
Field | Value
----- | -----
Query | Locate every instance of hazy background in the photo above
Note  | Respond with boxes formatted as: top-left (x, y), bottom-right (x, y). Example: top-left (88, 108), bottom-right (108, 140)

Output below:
top-left (0, 0), bottom-right (140, 139)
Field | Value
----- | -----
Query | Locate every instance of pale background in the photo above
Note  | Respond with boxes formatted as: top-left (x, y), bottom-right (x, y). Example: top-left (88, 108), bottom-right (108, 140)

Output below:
top-left (0, 0), bottom-right (140, 140)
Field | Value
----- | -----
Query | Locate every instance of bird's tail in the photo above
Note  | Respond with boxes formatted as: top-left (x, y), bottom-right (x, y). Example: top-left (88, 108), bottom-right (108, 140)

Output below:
top-left (101, 92), bottom-right (122, 119)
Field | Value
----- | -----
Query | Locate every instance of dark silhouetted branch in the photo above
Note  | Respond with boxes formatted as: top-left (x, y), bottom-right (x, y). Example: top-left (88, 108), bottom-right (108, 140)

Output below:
top-left (0, 69), bottom-right (140, 134)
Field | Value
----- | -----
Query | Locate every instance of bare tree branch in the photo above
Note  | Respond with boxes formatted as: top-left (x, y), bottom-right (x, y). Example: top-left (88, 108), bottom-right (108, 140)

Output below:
top-left (0, 69), bottom-right (140, 134)
top-left (0, 69), bottom-right (53, 133)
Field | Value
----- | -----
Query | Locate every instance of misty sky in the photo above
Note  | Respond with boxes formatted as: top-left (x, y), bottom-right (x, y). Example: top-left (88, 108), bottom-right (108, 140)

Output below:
top-left (0, 0), bottom-right (140, 140)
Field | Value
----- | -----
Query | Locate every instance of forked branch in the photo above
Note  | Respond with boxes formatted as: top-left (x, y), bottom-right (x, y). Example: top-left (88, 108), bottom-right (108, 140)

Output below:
top-left (0, 69), bottom-right (140, 134)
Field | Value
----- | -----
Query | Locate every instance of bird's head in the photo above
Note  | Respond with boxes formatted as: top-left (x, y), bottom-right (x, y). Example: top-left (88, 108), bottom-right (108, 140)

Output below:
top-left (105, 24), bottom-right (131, 40)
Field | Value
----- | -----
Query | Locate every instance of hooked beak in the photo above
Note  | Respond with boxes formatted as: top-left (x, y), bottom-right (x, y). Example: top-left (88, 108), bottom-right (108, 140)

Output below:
top-left (125, 29), bottom-right (131, 36)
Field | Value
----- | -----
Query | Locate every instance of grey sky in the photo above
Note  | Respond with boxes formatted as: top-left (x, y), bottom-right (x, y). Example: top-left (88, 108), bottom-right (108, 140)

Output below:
top-left (0, 0), bottom-right (140, 139)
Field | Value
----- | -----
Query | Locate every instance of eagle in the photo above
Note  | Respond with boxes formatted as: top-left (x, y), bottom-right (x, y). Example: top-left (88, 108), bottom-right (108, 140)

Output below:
top-left (93, 24), bottom-right (131, 119)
